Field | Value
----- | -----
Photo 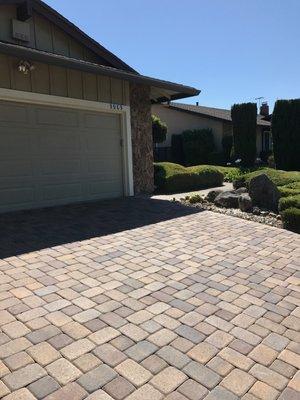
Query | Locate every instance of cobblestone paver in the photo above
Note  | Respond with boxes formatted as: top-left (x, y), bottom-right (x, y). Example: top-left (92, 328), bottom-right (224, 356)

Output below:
top-left (0, 198), bottom-right (299, 399)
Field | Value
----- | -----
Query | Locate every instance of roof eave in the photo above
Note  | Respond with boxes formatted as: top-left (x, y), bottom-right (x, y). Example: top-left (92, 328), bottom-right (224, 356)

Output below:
top-left (0, 42), bottom-right (200, 102)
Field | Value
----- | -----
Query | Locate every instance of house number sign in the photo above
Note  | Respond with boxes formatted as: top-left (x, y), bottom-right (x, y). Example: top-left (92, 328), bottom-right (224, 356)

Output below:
top-left (110, 103), bottom-right (123, 111)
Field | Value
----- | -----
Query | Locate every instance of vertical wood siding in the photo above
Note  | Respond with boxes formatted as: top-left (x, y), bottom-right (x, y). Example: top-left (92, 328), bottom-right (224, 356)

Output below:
top-left (0, 5), bottom-right (109, 65)
top-left (0, 54), bottom-right (129, 105)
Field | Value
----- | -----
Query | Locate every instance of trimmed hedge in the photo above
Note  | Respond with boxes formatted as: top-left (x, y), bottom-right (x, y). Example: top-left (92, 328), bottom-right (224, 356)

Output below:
top-left (272, 99), bottom-right (300, 171)
top-left (182, 129), bottom-right (215, 166)
top-left (222, 135), bottom-right (233, 162)
top-left (154, 162), bottom-right (223, 193)
top-left (233, 168), bottom-right (300, 189)
top-left (171, 134), bottom-right (184, 165)
top-left (231, 103), bottom-right (257, 167)
top-left (281, 207), bottom-right (300, 233)
top-left (279, 195), bottom-right (300, 211)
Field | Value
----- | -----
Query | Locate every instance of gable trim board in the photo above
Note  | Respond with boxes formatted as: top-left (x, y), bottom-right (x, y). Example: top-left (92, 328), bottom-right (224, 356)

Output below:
top-left (0, 87), bottom-right (134, 212)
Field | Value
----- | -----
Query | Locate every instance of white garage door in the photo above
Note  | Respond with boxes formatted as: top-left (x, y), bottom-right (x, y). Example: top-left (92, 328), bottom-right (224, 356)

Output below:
top-left (0, 100), bottom-right (124, 213)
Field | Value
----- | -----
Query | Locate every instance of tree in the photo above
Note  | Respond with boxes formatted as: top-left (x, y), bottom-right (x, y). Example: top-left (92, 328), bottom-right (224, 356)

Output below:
top-left (272, 99), bottom-right (300, 171)
top-left (182, 128), bottom-right (215, 166)
top-left (231, 103), bottom-right (257, 167)
top-left (152, 115), bottom-right (167, 144)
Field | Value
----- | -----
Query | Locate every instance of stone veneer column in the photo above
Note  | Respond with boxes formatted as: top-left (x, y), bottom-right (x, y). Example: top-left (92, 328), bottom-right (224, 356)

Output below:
top-left (130, 83), bottom-right (154, 194)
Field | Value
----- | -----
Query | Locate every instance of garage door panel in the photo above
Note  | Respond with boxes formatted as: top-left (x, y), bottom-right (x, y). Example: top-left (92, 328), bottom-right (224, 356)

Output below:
top-left (0, 102), bottom-right (29, 124)
top-left (0, 160), bottom-right (34, 177)
top-left (0, 187), bottom-right (35, 208)
top-left (40, 159), bottom-right (82, 175)
top-left (0, 101), bottom-right (124, 212)
top-left (35, 108), bottom-right (79, 127)
top-left (87, 158), bottom-right (122, 174)
top-left (41, 183), bottom-right (83, 201)
top-left (0, 130), bottom-right (32, 155)
top-left (88, 180), bottom-right (123, 198)
top-left (37, 131), bottom-right (81, 154)
top-left (84, 132), bottom-right (120, 153)
top-left (84, 113), bottom-right (121, 130)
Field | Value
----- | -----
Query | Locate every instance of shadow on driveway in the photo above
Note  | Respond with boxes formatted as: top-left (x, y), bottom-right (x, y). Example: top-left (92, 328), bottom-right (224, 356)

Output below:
top-left (0, 197), bottom-right (202, 259)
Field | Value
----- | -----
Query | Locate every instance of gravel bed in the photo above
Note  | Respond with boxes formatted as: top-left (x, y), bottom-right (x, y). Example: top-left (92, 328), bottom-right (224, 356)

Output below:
top-left (181, 200), bottom-right (283, 229)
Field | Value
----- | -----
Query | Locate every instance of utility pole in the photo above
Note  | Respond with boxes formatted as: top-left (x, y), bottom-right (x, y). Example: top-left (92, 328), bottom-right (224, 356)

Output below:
top-left (255, 97), bottom-right (264, 108)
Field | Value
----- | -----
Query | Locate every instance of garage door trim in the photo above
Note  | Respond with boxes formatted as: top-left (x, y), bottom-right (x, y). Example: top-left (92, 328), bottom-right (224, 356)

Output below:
top-left (0, 88), bottom-right (134, 198)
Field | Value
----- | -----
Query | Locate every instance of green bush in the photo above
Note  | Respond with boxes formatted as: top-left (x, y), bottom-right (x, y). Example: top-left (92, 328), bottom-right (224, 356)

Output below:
top-left (272, 99), bottom-right (300, 171)
top-left (222, 135), bottom-right (233, 162)
top-left (171, 134), bottom-right (184, 165)
top-left (279, 182), bottom-right (300, 197)
top-left (154, 162), bottom-right (223, 193)
top-left (188, 194), bottom-right (204, 204)
top-left (281, 207), bottom-right (300, 233)
top-left (233, 168), bottom-right (300, 189)
top-left (182, 129), bottom-right (215, 166)
top-left (231, 103), bottom-right (257, 167)
top-left (279, 195), bottom-right (300, 211)
top-left (207, 152), bottom-right (225, 166)
top-left (152, 115), bottom-right (167, 144)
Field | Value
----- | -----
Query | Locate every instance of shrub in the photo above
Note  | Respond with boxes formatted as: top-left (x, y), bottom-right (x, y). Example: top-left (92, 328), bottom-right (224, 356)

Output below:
top-left (231, 103), bottom-right (257, 167)
top-left (182, 129), bottom-right (215, 166)
top-left (281, 207), bottom-right (300, 233)
top-left (233, 168), bottom-right (300, 189)
top-left (279, 182), bottom-right (300, 197)
top-left (222, 135), bottom-right (233, 162)
top-left (152, 115), bottom-right (167, 144)
top-left (154, 162), bottom-right (223, 193)
top-left (188, 194), bottom-right (204, 204)
top-left (207, 152), bottom-right (225, 166)
top-left (279, 195), bottom-right (300, 211)
top-left (268, 154), bottom-right (275, 168)
top-left (272, 99), bottom-right (300, 171)
top-left (171, 134), bottom-right (184, 165)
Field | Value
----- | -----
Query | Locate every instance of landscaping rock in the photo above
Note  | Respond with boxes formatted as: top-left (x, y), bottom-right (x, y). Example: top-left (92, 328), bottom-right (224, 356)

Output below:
top-left (238, 194), bottom-right (253, 212)
top-left (235, 187), bottom-right (248, 194)
top-left (249, 174), bottom-right (280, 212)
top-left (214, 191), bottom-right (239, 208)
top-left (252, 207), bottom-right (261, 215)
top-left (206, 189), bottom-right (223, 203)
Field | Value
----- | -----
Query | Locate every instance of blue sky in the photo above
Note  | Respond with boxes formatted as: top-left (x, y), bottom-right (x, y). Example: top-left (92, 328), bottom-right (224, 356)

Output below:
top-left (46, 0), bottom-right (300, 111)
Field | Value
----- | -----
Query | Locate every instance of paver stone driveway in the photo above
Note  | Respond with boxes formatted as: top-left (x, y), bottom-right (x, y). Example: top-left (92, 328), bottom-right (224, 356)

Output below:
top-left (0, 198), bottom-right (299, 399)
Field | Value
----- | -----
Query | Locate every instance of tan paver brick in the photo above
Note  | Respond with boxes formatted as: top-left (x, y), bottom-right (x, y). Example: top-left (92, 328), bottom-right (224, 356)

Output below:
top-left (27, 342), bottom-right (60, 366)
top-left (151, 366), bottom-right (188, 394)
top-left (221, 368), bottom-right (255, 396)
top-left (46, 358), bottom-right (82, 385)
top-left (0, 201), bottom-right (299, 399)
top-left (116, 359), bottom-right (152, 387)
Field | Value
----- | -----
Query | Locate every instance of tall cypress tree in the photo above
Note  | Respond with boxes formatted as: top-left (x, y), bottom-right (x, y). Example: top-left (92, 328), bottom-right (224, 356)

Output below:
top-left (272, 99), bottom-right (300, 171)
top-left (231, 103), bottom-right (257, 167)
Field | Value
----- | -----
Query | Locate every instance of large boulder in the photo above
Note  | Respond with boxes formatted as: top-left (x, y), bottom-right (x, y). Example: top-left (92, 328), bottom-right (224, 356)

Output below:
top-left (249, 174), bottom-right (280, 212)
top-left (206, 189), bottom-right (223, 203)
top-left (214, 191), bottom-right (239, 208)
top-left (238, 194), bottom-right (253, 212)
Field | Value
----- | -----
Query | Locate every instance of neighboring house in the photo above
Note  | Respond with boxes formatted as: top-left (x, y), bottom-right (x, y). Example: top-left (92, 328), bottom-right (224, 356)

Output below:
top-left (152, 102), bottom-right (271, 161)
top-left (0, 0), bottom-right (199, 213)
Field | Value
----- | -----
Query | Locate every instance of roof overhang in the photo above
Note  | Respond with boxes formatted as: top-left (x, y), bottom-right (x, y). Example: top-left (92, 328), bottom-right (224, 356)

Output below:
top-left (0, 42), bottom-right (200, 102)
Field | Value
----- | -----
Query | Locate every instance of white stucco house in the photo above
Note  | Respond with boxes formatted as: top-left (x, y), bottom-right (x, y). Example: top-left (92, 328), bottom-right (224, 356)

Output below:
top-left (152, 102), bottom-right (271, 161)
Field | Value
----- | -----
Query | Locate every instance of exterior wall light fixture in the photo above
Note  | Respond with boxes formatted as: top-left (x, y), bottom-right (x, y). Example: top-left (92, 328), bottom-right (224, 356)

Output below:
top-left (18, 60), bottom-right (35, 75)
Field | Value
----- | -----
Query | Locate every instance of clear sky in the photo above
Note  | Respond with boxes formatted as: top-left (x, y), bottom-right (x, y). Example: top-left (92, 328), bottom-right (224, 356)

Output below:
top-left (46, 0), bottom-right (300, 112)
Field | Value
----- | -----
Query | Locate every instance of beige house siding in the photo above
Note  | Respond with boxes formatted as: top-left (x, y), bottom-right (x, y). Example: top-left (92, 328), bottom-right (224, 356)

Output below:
top-left (0, 53), bottom-right (129, 105)
top-left (0, 5), bottom-right (102, 64)
top-left (152, 104), bottom-right (224, 151)
top-left (152, 104), bottom-right (268, 156)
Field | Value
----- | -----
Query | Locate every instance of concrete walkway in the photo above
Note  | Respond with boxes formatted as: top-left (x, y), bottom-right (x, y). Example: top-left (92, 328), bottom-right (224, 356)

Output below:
top-left (0, 198), bottom-right (299, 399)
top-left (152, 182), bottom-right (233, 201)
